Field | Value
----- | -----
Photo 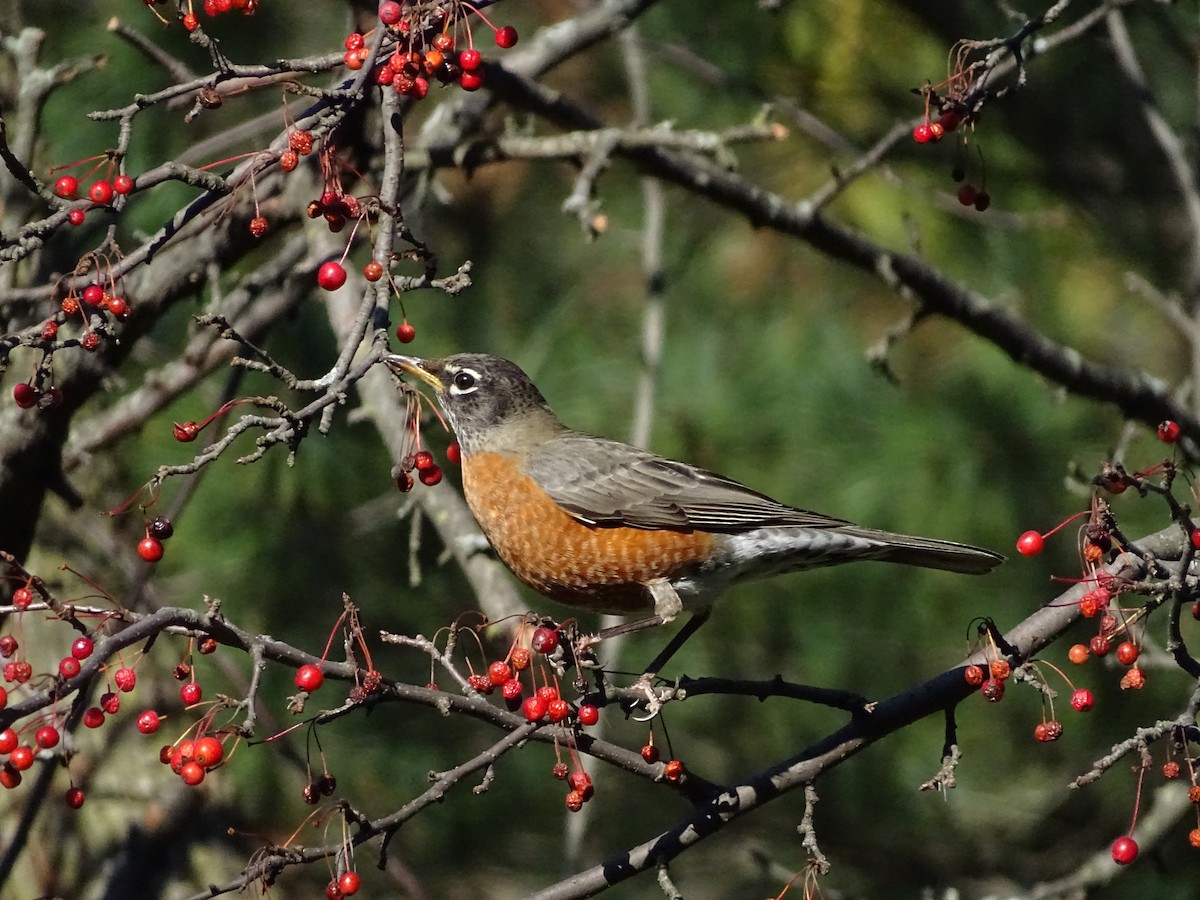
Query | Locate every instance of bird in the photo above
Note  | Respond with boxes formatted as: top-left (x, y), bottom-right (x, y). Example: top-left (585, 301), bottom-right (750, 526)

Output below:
top-left (385, 352), bottom-right (1002, 668)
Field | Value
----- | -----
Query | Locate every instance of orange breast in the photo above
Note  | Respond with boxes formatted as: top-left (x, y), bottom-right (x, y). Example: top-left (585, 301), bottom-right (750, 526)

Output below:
top-left (461, 451), bottom-right (717, 614)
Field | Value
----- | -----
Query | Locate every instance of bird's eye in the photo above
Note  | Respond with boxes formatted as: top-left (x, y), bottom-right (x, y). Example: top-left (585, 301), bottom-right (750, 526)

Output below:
top-left (452, 370), bottom-right (477, 392)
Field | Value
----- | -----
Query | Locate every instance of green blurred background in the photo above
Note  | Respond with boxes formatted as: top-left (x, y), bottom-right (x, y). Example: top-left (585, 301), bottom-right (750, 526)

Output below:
top-left (4, 0), bottom-right (1198, 897)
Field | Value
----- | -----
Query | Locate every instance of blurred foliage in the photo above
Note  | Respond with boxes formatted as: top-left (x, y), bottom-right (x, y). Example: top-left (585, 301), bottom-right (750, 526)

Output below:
top-left (4, 0), bottom-right (1200, 897)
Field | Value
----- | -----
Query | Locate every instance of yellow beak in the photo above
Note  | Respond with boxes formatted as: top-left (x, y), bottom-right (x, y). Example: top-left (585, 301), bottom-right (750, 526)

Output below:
top-left (384, 355), bottom-right (444, 392)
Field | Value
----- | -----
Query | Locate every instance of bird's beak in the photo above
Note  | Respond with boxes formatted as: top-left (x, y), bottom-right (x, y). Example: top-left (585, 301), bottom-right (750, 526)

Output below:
top-left (385, 355), bottom-right (444, 392)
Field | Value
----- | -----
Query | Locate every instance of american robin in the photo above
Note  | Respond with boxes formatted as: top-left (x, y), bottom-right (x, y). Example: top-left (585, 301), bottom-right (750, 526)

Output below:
top-left (386, 353), bottom-right (1002, 660)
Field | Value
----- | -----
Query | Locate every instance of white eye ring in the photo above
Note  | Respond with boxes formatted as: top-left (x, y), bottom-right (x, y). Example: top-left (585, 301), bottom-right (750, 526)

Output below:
top-left (450, 369), bottom-right (479, 395)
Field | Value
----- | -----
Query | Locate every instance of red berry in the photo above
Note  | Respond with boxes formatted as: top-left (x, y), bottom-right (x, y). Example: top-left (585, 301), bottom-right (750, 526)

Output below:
top-left (10, 745), bottom-right (34, 770)
top-left (641, 744), bottom-right (660, 763)
top-left (547, 698), bottom-right (571, 722)
top-left (338, 871), bottom-right (362, 895)
top-left (928, 122), bottom-right (944, 141)
top-left (59, 657), bottom-right (82, 678)
top-left (446, 441), bottom-right (461, 465)
top-left (1089, 634), bottom-right (1110, 657)
top-left (1034, 720), bottom-right (1062, 742)
top-left (114, 667), bottom-right (137, 692)
top-left (136, 710), bottom-right (161, 734)
top-left (100, 692), bottom-right (119, 716)
top-left (363, 261), bottom-right (384, 282)
top-left (1115, 641), bottom-right (1139, 666)
top-left (565, 789), bottom-right (584, 812)
top-left (0, 686), bottom-right (6, 708)
top-left (912, 124), bottom-right (933, 143)
top-left (418, 465), bottom-right (442, 486)
top-left (13, 587), bottom-right (32, 608)
top-left (414, 450), bottom-right (435, 471)
top-left (83, 707), bottom-right (106, 728)
top-left (973, 191), bottom-right (991, 212)
top-left (65, 786), bottom-right (85, 809)
top-left (1016, 530), bottom-right (1044, 556)
top-left (289, 130), bottom-right (314, 155)
top-left (989, 659), bottom-right (1011, 682)
top-left (0, 636), bottom-right (14, 658)
top-left (180, 761), bottom-right (205, 785)
top-left (1070, 688), bottom-right (1094, 712)
top-left (663, 759), bottom-right (685, 782)
top-left (1158, 420), bottom-right (1181, 443)
top-left (1164, 760), bottom-right (1181, 779)
top-left (317, 261), bottom-right (347, 291)
top-left (567, 770), bottom-right (593, 799)
top-left (531, 626), bottom-right (559, 655)
top-left (396, 322), bottom-right (416, 343)
top-left (577, 703), bottom-right (599, 725)
top-left (295, 663), bottom-right (325, 692)
top-left (522, 695), bottom-right (548, 722)
top-left (54, 175), bottom-right (79, 198)
top-left (88, 180), bottom-right (114, 204)
top-left (0, 729), bottom-right (15, 753)
top-left (138, 536), bottom-right (164, 562)
top-left (194, 735), bottom-right (224, 767)
top-left (183, 12), bottom-right (199, 30)
top-left (552, 762), bottom-right (569, 780)
top-left (72, 636), bottom-right (95, 660)
top-left (106, 296), bottom-right (128, 317)
top-left (113, 174), bottom-right (134, 194)
top-left (0, 763), bottom-right (19, 789)
top-left (13, 383), bottom-right (39, 409)
top-left (35, 725), bottom-right (60, 749)
top-left (378, 0), bottom-right (402, 25)
top-left (466, 673), bottom-right (492, 694)
top-left (501, 678), bottom-right (523, 702)
top-left (980, 678), bottom-right (1004, 702)
top-left (1111, 835), bottom-right (1138, 865)
top-left (537, 685), bottom-right (559, 703)
top-left (459, 71), bottom-right (483, 91)
top-left (1068, 644), bottom-right (1089, 665)
top-left (487, 660), bottom-right (512, 686)
top-left (459, 49), bottom-right (482, 71)
top-left (957, 184), bottom-right (977, 206)
top-left (494, 25), bottom-right (518, 48)
top-left (433, 33), bottom-right (455, 52)
top-left (67, 209), bottom-right (85, 226)
top-left (345, 32), bottom-right (364, 51)
top-left (81, 331), bottom-right (100, 351)
top-left (180, 682), bottom-right (203, 705)
top-left (963, 664), bottom-right (984, 686)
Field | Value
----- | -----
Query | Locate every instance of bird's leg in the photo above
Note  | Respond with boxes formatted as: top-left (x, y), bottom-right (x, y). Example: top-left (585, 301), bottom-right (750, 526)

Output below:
top-left (646, 578), bottom-right (683, 623)
top-left (641, 609), bottom-right (710, 678)
top-left (627, 609), bottom-right (712, 721)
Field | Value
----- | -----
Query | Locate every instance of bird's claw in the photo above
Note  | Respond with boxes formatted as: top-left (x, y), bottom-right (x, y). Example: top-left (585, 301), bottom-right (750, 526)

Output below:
top-left (629, 672), bottom-right (664, 721)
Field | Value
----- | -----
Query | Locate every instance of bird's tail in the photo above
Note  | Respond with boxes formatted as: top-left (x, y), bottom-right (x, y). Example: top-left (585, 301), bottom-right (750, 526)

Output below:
top-left (845, 528), bottom-right (1004, 575)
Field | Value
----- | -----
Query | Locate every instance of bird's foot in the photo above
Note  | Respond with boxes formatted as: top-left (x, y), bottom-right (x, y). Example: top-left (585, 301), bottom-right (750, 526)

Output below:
top-left (628, 672), bottom-right (665, 721)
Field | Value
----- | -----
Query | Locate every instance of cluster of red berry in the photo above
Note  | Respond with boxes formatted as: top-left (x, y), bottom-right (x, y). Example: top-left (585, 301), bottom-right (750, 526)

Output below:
top-left (324, 870), bottom-right (362, 899)
top-left (0, 601), bottom-right (145, 808)
top-left (138, 645), bottom-right (227, 789)
top-left (175, 0), bottom-right (260, 32)
top-left (51, 170), bottom-right (133, 227)
top-left (353, 1), bottom-right (518, 97)
top-left (10, 259), bottom-right (136, 410)
top-left (394, 442), bottom-right (459, 492)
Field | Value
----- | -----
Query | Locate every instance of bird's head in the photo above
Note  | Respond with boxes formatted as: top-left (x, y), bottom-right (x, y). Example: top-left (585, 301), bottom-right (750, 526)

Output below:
top-left (385, 353), bottom-right (566, 455)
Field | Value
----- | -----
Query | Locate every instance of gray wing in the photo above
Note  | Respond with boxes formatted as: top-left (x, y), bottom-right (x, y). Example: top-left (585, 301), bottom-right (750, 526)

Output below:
top-left (522, 434), bottom-right (853, 533)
